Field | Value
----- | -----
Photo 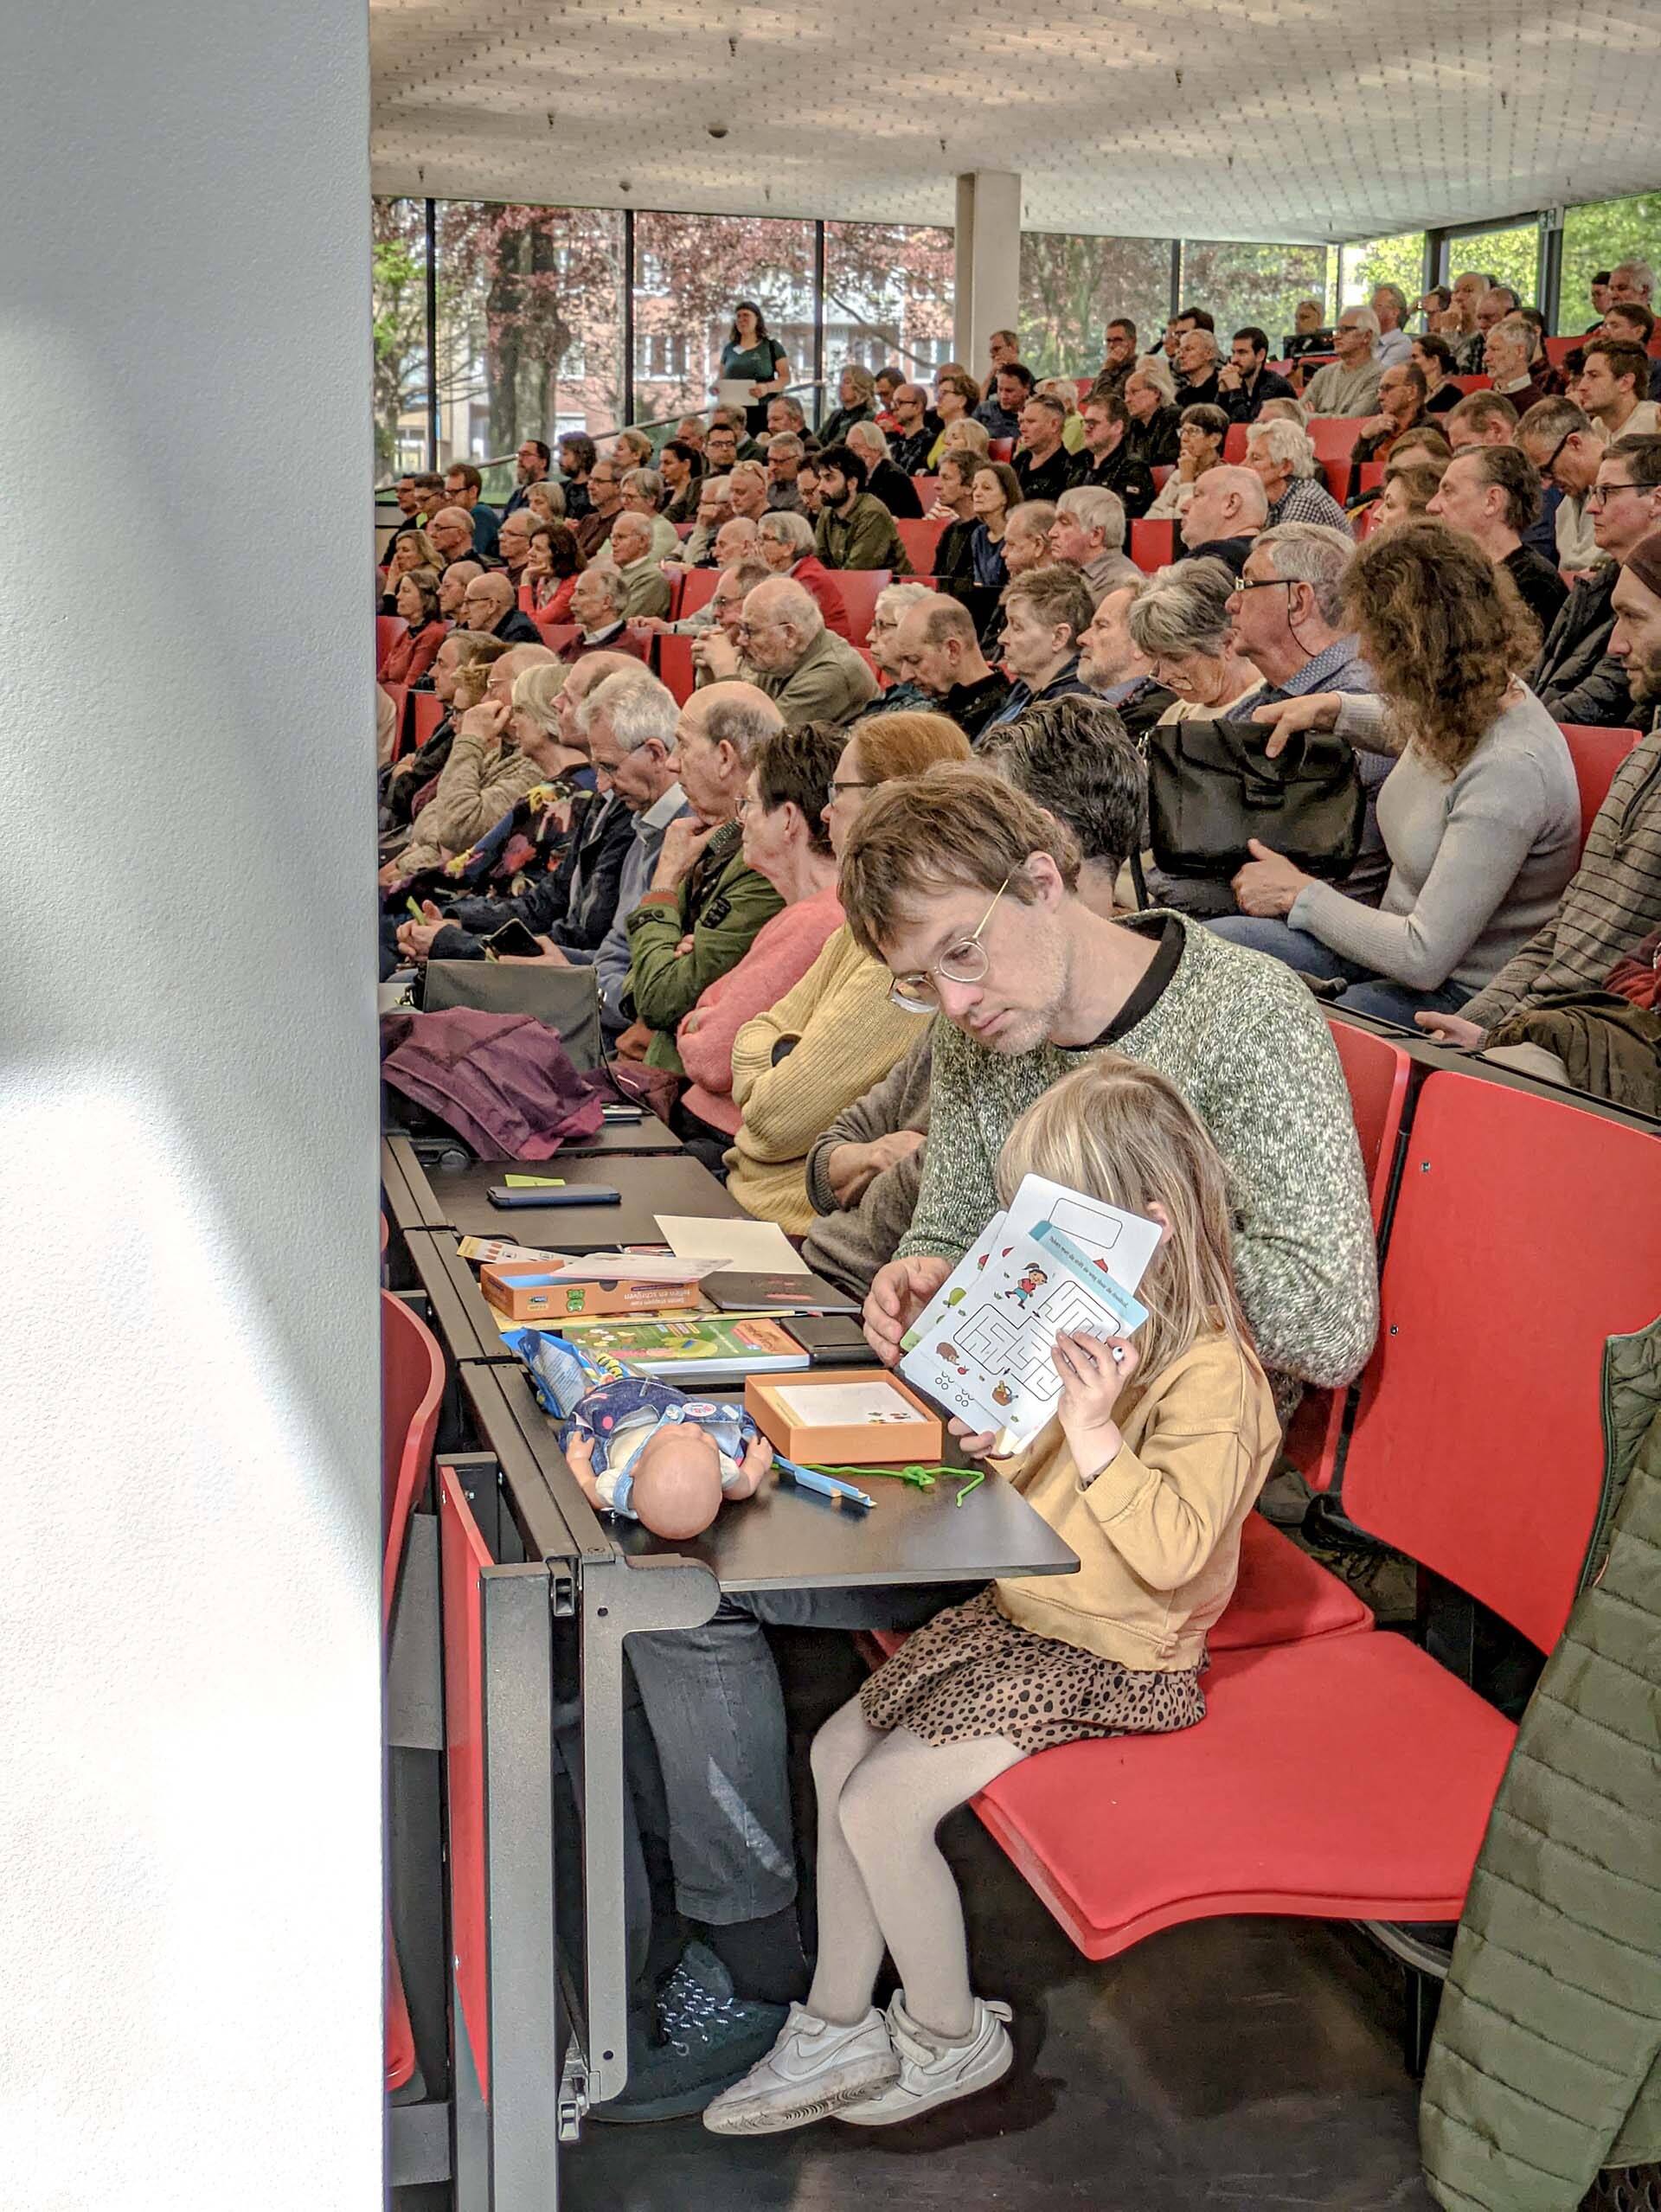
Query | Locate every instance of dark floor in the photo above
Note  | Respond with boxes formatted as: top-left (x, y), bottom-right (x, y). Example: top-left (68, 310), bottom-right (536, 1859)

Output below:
top-left (561, 1626), bottom-right (1434, 2212)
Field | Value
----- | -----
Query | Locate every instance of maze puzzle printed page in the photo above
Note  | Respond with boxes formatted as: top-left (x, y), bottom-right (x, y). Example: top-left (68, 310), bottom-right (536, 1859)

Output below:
top-left (898, 1176), bottom-right (1160, 1451)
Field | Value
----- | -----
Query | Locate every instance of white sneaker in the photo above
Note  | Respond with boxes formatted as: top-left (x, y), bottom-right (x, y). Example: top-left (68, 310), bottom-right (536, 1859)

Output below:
top-left (701, 2002), bottom-right (901, 2135)
top-left (835, 1991), bottom-right (1013, 2125)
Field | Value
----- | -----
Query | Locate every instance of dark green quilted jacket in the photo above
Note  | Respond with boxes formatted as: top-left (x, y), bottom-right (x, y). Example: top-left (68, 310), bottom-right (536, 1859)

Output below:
top-left (1421, 1319), bottom-right (1661, 2210)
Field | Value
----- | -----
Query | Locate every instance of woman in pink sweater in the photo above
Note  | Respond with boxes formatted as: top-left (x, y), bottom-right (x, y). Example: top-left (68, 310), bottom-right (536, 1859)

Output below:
top-left (677, 723), bottom-right (849, 1139)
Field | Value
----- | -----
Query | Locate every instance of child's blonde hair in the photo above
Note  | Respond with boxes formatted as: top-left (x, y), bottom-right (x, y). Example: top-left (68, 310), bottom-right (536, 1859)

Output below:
top-left (995, 1055), bottom-right (1249, 1382)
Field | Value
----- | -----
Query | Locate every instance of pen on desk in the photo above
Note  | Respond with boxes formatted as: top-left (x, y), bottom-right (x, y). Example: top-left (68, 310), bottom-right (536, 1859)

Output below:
top-left (778, 1459), bottom-right (873, 1510)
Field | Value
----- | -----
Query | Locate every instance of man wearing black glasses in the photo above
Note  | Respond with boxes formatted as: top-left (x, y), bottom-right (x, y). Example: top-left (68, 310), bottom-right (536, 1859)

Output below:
top-left (1517, 397), bottom-right (1605, 569)
top-left (1530, 433), bottom-right (1661, 728)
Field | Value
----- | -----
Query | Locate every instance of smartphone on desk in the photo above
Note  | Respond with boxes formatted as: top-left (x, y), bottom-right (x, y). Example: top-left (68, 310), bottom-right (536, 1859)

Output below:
top-left (487, 1184), bottom-right (622, 1209)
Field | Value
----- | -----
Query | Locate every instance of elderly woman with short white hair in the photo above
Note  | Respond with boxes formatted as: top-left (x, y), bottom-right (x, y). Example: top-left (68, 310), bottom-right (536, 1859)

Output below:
top-left (846, 420), bottom-right (924, 518)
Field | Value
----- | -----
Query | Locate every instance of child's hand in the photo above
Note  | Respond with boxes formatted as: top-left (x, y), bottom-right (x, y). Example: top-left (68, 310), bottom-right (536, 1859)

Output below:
top-left (1054, 1331), bottom-right (1138, 1472)
top-left (728, 1435), bottom-right (774, 1499)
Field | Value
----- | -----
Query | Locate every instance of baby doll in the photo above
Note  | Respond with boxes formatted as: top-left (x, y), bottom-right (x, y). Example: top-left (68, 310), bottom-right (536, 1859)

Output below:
top-left (502, 1328), bottom-right (773, 1540)
top-left (559, 1375), bottom-right (773, 1540)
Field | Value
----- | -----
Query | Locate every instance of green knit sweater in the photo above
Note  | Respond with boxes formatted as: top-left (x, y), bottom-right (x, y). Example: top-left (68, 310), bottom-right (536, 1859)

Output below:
top-left (897, 913), bottom-right (1380, 1391)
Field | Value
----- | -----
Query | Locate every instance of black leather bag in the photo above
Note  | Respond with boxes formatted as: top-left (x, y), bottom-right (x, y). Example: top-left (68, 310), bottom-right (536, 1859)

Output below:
top-left (1145, 716), bottom-right (1365, 881)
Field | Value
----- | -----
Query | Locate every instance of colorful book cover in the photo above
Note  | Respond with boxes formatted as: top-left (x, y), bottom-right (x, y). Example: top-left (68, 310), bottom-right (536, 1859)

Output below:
top-left (547, 1312), bottom-right (810, 1376)
top-left (898, 1174), bottom-right (1158, 1450)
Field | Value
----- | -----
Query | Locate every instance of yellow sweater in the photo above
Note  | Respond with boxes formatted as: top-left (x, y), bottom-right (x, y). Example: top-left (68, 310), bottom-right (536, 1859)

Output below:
top-left (996, 1330), bottom-right (1279, 1673)
top-left (725, 925), bottom-right (931, 1234)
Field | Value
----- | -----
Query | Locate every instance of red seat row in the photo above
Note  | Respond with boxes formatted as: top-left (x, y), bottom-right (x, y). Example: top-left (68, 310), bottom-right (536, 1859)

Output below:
top-left (952, 1047), bottom-right (1661, 1972)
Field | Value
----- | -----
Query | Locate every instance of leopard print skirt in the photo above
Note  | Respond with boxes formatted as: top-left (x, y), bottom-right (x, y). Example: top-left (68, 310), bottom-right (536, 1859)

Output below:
top-left (858, 1585), bottom-right (1205, 1753)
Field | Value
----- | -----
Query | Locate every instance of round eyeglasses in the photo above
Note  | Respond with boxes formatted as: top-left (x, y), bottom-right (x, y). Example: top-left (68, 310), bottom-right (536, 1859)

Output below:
top-left (887, 878), bottom-right (1010, 1012)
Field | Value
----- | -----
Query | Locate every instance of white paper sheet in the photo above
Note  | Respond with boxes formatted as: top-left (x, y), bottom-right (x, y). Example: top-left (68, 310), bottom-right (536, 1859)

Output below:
top-left (656, 1215), bottom-right (811, 1275)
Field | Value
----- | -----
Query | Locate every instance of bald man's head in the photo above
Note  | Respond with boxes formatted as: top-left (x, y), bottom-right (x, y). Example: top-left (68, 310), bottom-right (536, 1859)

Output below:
top-left (438, 560), bottom-right (483, 618)
top-left (737, 576), bottom-right (821, 673)
top-left (609, 511), bottom-right (654, 565)
top-left (461, 571), bottom-right (514, 633)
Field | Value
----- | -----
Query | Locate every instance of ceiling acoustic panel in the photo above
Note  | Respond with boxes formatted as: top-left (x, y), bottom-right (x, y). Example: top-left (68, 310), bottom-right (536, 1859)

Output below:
top-left (370, 0), bottom-right (1661, 238)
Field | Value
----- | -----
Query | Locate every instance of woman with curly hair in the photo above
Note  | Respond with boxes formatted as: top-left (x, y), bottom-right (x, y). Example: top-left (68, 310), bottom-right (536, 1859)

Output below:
top-left (1209, 519), bottom-right (1580, 1023)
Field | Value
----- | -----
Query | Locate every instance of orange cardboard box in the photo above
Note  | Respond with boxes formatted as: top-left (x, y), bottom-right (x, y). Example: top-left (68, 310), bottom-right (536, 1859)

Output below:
top-left (744, 1369), bottom-right (942, 1465)
top-left (479, 1260), bottom-right (704, 1322)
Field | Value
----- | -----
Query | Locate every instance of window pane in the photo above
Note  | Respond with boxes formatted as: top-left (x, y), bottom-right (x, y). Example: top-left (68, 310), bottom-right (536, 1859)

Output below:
top-left (823, 222), bottom-right (955, 424)
top-left (433, 203), bottom-right (625, 502)
top-left (372, 197), bottom-right (430, 476)
top-left (1178, 240), bottom-right (1333, 352)
top-left (1446, 224), bottom-right (1540, 307)
top-left (632, 214), bottom-right (815, 429)
top-left (1339, 233), bottom-right (1427, 315)
top-left (1019, 235), bottom-right (1173, 379)
top-left (1561, 195), bottom-right (1661, 332)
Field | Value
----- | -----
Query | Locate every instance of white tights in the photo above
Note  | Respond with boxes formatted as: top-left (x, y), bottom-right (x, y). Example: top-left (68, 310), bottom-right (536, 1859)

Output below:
top-left (805, 1693), bottom-right (1025, 2041)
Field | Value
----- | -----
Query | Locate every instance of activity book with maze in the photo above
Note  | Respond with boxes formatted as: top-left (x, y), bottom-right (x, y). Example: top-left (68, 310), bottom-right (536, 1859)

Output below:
top-left (898, 1174), bottom-right (1159, 1453)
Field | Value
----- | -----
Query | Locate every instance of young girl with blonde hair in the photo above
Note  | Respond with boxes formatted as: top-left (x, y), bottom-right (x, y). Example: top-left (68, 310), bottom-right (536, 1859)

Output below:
top-left (705, 1055), bottom-right (1279, 2135)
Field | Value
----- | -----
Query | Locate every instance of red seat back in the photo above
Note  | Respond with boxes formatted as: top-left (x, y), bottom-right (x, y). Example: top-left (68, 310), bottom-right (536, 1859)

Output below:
top-left (1356, 461), bottom-right (1386, 493)
top-left (1544, 335), bottom-right (1581, 367)
top-left (989, 439), bottom-right (1015, 461)
top-left (1320, 460), bottom-right (1349, 502)
top-left (1343, 1071), bottom-right (1661, 1652)
top-left (1557, 722), bottom-right (1641, 852)
top-left (679, 568), bottom-right (720, 619)
top-left (659, 635), bottom-right (696, 704)
top-left (1327, 1017), bottom-right (1413, 1229)
top-left (1450, 375), bottom-right (1492, 394)
top-left (382, 1290), bottom-right (445, 1632)
top-left (375, 614), bottom-right (403, 673)
top-left (1131, 519), bottom-right (1176, 572)
top-left (408, 689), bottom-right (446, 752)
top-left (895, 516), bottom-right (946, 573)
top-left (531, 618), bottom-right (578, 653)
top-left (830, 568), bottom-right (891, 649)
top-left (910, 475), bottom-right (940, 510)
top-left (1306, 417), bottom-right (1358, 463)
top-left (1222, 425), bottom-right (1248, 462)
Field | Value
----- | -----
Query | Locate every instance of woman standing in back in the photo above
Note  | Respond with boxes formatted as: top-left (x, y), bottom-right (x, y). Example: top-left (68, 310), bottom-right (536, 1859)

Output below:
top-left (719, 301), bottom-right (792, 439)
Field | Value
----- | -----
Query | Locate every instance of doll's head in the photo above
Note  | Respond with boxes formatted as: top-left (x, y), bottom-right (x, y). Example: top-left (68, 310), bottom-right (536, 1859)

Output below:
top-left (626, 1423), bottom-right (727, 1540)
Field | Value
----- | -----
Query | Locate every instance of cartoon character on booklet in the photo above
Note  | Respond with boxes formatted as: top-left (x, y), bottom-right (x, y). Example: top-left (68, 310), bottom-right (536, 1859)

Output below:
top-left (1006, 1264), bottom-right (1049, 1309)
top-left (561, 1375), bottom-right (774, 1540)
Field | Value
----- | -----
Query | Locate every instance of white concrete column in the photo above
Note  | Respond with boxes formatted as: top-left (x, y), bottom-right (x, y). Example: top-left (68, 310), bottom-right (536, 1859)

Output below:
top-left (954, 170), bottom-right (1023, 370)
top-left (2, 3), bottom-right (382, 2208)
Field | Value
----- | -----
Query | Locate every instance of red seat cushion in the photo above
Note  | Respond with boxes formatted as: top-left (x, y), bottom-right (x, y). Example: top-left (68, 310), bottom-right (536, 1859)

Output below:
top-left (972, 1635), bottom-right (1515, 1959)
top-left (1208, 1513), bottom-right (1371, 1650)
top-left (866, 1513), bottom-right (1369, 1664)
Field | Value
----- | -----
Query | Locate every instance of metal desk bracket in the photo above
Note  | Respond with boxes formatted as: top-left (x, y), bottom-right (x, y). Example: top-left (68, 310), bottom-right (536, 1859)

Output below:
top-left (578, 1549), bottom-right (721, 2107)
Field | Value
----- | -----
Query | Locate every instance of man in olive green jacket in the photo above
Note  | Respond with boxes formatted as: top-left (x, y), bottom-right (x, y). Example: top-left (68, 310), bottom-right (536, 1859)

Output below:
top-left (811, 443), bottom-right (914, 574)
top-left (621, 681), bottom-right (785, 1074)
top-left (729, 575), bottom-right (878, 729)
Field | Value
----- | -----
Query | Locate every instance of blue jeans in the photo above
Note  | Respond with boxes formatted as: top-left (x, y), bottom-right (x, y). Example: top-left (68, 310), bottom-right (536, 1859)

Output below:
top-left (624, 1582), bottom-right (982, 1924)
top-left (1206, 915), bottom-right (1477, 1028)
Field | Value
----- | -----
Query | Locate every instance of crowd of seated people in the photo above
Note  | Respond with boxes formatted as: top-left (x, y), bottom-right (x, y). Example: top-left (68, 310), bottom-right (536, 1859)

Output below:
top-left (376, 266), bottom-right (1661, 2128)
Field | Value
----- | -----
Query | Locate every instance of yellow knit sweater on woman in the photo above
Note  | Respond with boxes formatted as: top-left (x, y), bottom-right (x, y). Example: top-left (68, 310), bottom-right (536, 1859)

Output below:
top-left (725, 924), bottom-right (931, 1233)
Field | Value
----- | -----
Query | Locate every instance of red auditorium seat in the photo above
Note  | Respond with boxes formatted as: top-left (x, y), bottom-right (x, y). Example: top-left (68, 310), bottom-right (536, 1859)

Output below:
top-left (989, 439), bottom-right (1015, 461)
top-left (1557, 722), bottom-right (1640, 852)
top-left (910, 474), bottom-right (940, 510)
top-left (376, 614), bottom-right (404, 673)
top-left (1305, 418), bottom-right (1359, 464)
top-left (830, 569), bottom-right (891, 646)
top-left (1356, 461), bottom-right (1386, 495)
top-left (1131, 519), bottom-right (1176, 571)
top-left (1283, 1016), bottom-right (1413, 1493)
top-left (407, 689), bottom-right (446, 753)
top-left (530, 618), bottom-right (578, 653)
top-left (658, 636), bottom-right (695, 705)
top-left (1321, 460), bottom-right (1349, 502)
top-left (382, 1292), bottom-right (445, 2095)
top-left (678, 568), bottom-right (720, 619)
top-left (1544, 336), bottom-right (1581, 367)
top-left (896, 516), bottom-right (947, 572)
top-left (967, 1068), bottom-right (1661, 1960)
top-left (1222, 425), bottom-right (1248, 462)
